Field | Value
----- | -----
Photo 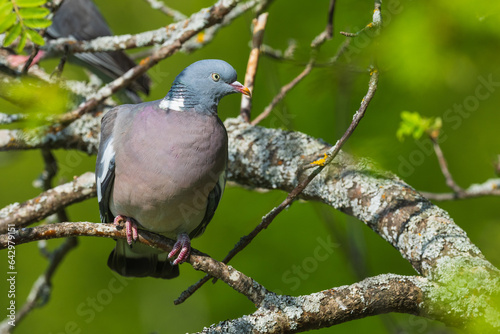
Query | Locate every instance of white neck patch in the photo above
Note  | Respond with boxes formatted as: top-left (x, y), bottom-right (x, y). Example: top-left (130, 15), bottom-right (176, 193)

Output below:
top-left (159, 97), bottom-right (185, 111)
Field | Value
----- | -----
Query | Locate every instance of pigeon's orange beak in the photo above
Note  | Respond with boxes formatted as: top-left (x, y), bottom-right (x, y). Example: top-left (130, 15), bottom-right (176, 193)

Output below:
top-left (230, 81), bottom-right (252, 97)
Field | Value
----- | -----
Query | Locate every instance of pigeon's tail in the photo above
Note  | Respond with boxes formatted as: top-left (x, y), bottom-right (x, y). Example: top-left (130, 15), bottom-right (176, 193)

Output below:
top-left (107, 240), bottom-right (179, 279)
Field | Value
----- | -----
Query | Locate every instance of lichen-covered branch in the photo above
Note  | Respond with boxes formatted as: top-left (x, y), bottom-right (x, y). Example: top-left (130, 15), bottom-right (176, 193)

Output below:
top-left (224, 118), bottom-right (500, 328)
top-left (0, 172), bottom-right (96, 234)
top-left (0, 222), bottom-right (268, 305)
top-left (43, 0), bottom-right (243, 55)
top-left (198, 274), bottom-right (430, 333)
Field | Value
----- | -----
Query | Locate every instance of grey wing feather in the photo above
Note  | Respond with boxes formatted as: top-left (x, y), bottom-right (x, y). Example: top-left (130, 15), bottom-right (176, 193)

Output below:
top-left (96, 108), bottom-right (119, 224)
top-left (190, 170), bottom-right (226, 239)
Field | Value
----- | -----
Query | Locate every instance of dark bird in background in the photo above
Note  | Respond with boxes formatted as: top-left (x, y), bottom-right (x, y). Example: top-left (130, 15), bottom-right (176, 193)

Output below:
top-left (9, 0), bottom-right (151, 103)
top-left (96, 59), bottom-right (251, 279)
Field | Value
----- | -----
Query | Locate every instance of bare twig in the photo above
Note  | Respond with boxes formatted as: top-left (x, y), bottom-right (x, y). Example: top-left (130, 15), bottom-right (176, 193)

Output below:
top-left (326, 0), bottom-right (336, 38)
top-left (421, 178), bottom-right (500, 201)
top-left (430, 137), bottom-right (464, 195)
top-left (251, 60), bottom-right (313, 125)
top-left (340, 0), bottom-right (382, 37)
top-left (0, 222), bottom-right (269, 306)
top-left (21, 47), bottom-right (40, 75)
top-left (240, 12), bottom-right (269, 122)
top-left (252, 0), bottom-right (335, 125)
top-left (142, 0), bottom-right (187, 21)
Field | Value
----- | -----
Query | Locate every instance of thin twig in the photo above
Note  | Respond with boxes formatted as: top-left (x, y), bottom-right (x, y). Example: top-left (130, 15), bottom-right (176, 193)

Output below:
top-left (240, 12), bottom-right (268, 122)
top-left (326, 0), bottom-right (336, 38)
top-left (21, 47), bottom-right (40, 75)
top-left (430, 137), bottom-right (464, 195)
top-left (251, 61), bottom-right (313, 125)
top-left (252, 0), bottom-right (336, 125)
top-left (340, 0), bottom-right (382, 37)
top-left (20, 0), bottom-right (64, 74)
top-left (142, 0), bottom-right (187, 21)
top-left (421, 178), bottom-right (500, 201)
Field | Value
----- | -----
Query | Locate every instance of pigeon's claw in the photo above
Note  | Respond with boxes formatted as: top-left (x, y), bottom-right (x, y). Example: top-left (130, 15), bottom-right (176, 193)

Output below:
top-left (168, 233), bottom-right (191, 265)
top-left (113, 215), bottom-right (139, 245)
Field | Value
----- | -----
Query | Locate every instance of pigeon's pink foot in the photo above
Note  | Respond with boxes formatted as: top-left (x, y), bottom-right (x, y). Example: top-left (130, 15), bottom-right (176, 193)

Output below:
top-left (113, 215), bottom-right (138, 245)
top-left (168, 233), bottom-right (191, 265)
top-left (7, 52), bottom-right (44, 68)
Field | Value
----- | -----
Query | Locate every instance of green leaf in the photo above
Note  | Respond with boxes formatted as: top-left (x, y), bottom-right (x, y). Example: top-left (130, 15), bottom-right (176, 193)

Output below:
top-left (15, 0), bottom-right (47, 8)
top-left (396, 111), bottom-right (442, 141)
top-left (16, 30), bottom-right (27, 54)
top-left (26, 29), bottom-right (45, 46)
top-left (0, 2), bottom-right (13, 18)
top-left (3, 22), bottom-right (22, 46)
top-left (19, 7), bottom-right (50, 18)
top-left (23, 18), bottom-right (52, 28)
top-left (0, 12), bottom-right (16, 33)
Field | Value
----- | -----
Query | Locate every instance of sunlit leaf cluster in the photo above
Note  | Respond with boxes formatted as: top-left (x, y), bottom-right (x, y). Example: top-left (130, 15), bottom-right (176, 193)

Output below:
top-left (396, 111), bottom-right (442, 142)
top-left (0, 0), bottom-right (51, 53)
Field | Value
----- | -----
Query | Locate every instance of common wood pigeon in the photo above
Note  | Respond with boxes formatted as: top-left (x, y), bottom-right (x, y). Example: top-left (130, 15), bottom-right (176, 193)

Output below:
top-left (96, 59), bottom-right (251, 279)
top-left (9, 0), bottom-right (150, 103)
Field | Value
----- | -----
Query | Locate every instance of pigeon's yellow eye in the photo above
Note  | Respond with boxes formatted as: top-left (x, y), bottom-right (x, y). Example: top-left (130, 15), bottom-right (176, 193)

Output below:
top-left (211, 73), bottom-right (220, 82)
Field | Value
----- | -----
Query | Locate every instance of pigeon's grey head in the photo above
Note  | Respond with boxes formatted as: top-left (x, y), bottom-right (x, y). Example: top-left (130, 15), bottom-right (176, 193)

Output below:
top-left (161, 59), bottom-right (251, 114)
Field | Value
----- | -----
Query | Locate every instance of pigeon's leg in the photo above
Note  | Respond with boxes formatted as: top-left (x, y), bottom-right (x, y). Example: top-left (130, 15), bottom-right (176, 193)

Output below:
top-left (168, 233), bottom-right (191, 265)
top-left (113, 215), bottom-right (139, 245)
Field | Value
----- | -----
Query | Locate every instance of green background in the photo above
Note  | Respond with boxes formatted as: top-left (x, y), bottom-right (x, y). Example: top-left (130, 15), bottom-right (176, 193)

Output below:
top-left (1, 0), bottom-right (499, 333)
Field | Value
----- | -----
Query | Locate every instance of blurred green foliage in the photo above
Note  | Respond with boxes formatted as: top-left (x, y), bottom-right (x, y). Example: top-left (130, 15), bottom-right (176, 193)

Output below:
top-left (1, 0), bottom-right (500, 333)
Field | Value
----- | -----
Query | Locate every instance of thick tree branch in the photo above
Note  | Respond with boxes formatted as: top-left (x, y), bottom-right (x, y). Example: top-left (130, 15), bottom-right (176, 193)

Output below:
top-left (198, 274), bottom-right (432, 333)
top-left (0, 172), bottom-right (96, 234)
top-left (0, 222), bottom-right (269, 306)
